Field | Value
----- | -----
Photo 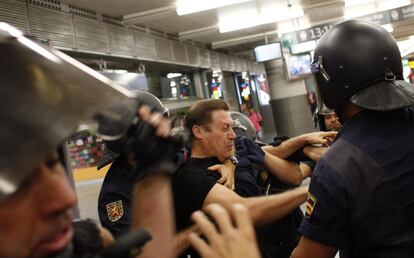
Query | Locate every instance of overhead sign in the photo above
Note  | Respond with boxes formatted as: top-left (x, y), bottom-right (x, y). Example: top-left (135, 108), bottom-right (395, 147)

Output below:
top-left (282, 3), bottom-right (414, 46)
top-left (282, 22), bottom-right (333, 45)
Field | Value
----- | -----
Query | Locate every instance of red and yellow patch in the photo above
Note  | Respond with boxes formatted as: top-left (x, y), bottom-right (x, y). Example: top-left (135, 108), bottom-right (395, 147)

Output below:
top-left (106, 200), bottom-right (124, 222)
top-left (305, 192), bottom-right (317, 218)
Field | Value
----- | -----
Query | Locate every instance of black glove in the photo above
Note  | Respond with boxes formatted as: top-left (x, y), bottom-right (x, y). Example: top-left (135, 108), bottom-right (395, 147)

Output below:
top-left (120, 118), bottom-right (185, 180)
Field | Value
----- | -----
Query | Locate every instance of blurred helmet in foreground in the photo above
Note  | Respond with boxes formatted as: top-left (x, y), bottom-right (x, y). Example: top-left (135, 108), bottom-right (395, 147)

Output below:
top-left (0, 22), bottom-right (133, 200)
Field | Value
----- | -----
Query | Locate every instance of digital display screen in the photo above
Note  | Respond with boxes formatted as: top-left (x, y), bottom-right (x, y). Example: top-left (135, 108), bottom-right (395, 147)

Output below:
top-left (254, 42), bottom-right (282, 62)
top-left (286, 53), bottom-right (312, 80)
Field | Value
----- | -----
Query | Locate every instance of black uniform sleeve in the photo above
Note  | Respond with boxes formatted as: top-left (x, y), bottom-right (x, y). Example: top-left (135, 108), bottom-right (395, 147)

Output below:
top-left (98, 189), bottom-right (132, 238)
top-left (298, 158), bottom-right (350, 248)
top-left (235, 136), bottom-right (265, 164)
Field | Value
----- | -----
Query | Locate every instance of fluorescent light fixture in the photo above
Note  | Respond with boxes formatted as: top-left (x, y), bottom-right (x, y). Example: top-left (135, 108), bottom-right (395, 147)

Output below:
top-left (176, 0), bottom-right (251, 16)
top-left (167, 73), bottom-right (182, 78)
top-left (219, 7), bottom-right (304, 33)
top-left (344, 4), bottom-right (376, 19)
top-left (382, 24), bottom-right (393, 33)
top-left (345, 0), bottom-right (410, 19)
top-left (377, 0), bottom-right (410, 11)
top-left (102, 69), bottom-right (128, 74)
top-left (345, 0), bottom-right (376, 7)
top-left (290, 40), bottom-right (317, 54)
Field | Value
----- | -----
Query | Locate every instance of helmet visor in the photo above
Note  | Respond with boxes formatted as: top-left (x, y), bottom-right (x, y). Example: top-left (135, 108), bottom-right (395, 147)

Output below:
top-left (0, 22), bottom-right (133, 200)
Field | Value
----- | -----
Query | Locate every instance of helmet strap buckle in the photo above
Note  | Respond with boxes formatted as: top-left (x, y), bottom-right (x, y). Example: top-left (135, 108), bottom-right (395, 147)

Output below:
top-left (385, 71), bottom-right (396, 81)
top-left (311, 56), bottom-right (331, 82)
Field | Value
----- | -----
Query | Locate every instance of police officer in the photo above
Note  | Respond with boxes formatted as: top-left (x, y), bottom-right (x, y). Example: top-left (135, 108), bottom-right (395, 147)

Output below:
top-left (97, 91), bottom-right (186, 238)
top-left (315, 105), bottom-right (341, 131)
top-left (292, 20), bottom-right (414, 258)
top-left (0, 22), bottom-right (180, 258)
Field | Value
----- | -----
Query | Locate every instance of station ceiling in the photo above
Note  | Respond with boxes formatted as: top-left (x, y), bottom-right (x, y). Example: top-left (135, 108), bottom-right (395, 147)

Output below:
top-left (59, 0), bottom-right (414, 55)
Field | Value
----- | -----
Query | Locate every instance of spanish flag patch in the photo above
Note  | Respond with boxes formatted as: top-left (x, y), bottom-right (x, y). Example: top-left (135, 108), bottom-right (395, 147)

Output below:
top-left (305, 192), bottom-right (317, 218)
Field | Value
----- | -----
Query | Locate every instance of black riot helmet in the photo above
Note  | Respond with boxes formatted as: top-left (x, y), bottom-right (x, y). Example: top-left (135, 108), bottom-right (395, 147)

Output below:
top-left (97, 91), bottom-right (169, 169)
top-left (311, 19), bottom-right (414, 112)
top-left (133, 91), bottom-right (169, 117)
top-left (230, 111), bottom-right (256, 141)
top-left (0, 22), bottom-right (133, 200)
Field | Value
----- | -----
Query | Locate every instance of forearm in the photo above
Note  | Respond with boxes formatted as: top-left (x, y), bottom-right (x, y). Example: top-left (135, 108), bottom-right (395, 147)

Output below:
top-left (263, 150), bottom-right (303, 186)
top-left (303, 145), bottom-right (327, 161)
top-left (262, 135), bottom-right (307, 159)
top-left (243, 186), bottom-right (308, 226)
top-left (132, 175), bottom-right (175, 258)
top-left (299, 163), bottom-right (312, 179)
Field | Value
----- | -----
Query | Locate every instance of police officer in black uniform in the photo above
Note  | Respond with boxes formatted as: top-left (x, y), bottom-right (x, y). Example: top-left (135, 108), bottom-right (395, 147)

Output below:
top-left (97, 91), bottom-right (186, 238)
top-left (230, 112), bottom-right (316, 258)
top-left (292, 20), bottom-right (414, 258)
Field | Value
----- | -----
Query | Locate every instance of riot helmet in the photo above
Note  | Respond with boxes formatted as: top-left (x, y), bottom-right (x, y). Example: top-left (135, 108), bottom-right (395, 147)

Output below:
top-left (230, 111), bottom-right (256, 141)
top-left (0, 22), bottom-right (133, 200)
top-left (311, 19), bottom-right (414, 112)
top-left (97, 91), bottom-right (169, 169)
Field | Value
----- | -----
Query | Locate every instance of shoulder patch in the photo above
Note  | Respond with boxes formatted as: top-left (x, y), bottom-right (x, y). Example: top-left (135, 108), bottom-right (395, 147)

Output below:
top-left (106, 200), bottom-right (124, 222)
top-left (305, 192), bottom-right (317, 218)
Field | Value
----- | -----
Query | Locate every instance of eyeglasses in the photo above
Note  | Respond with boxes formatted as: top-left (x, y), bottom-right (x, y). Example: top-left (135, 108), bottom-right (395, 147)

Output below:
top-left (311, 56), bottom-right (331, 82)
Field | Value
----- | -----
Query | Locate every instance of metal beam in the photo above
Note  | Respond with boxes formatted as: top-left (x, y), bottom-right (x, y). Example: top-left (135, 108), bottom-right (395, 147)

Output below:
top-left (212, 32), bottom-right (278, 49)
top-left (178, 25), bottom-right (218, 40)
top-left (122, 6), bottom-right (176, 25)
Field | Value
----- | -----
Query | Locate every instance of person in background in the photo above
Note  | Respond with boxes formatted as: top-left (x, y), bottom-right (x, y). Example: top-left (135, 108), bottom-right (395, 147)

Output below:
top-left (307, 91), bottom-right (318, 117)
top-left (323, 111), bottom-right (341, 131)
top-left (247, 107), bottom-right (263, 140)
top-left (315, 106), bottom-right (341, 132)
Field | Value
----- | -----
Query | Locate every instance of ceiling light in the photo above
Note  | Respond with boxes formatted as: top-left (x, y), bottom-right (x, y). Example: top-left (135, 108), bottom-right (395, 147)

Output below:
top-left (345, 0), bottom-right (410, 19)
top-left (345, 0), bottom-right (376, 7)
top-left (382, 24), bottom-right (393, 33)
top-left (219, 7), bottom-right (304, 33)
top-left (176, 0), bottom-right (252, 16)
top-left (167, 73), bottom-right (182, 78)
top-left (377, 0), bottom-right (410, 11)
top-left (102, 69), bottom-right (128, 74)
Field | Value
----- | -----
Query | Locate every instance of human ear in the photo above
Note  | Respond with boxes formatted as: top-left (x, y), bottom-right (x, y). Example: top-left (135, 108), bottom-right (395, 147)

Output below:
top-left (192, 125), bottom-right (203, 139)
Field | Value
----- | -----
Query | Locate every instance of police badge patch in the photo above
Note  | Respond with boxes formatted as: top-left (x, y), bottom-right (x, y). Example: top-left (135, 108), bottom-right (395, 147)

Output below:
top-left (305, 192), bottom-right (317, 218)
top-left (106, 200), bottom-right (124, 222)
